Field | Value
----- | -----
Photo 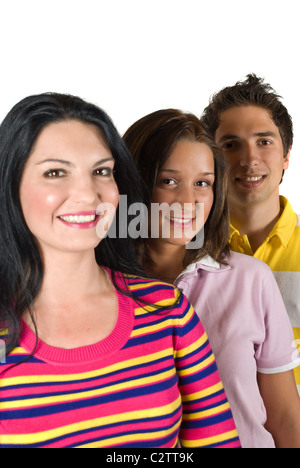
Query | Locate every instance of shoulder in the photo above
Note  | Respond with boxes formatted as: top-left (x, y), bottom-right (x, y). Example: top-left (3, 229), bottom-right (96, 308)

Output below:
top-left (228, 250), bottom-right (272, 275)
top-left (122, 274), bottom-right (199, 337)
top-left (106, 270), bottom-right (207, 346)
top-left (124, 274), bottom-right (182, 307)
top-left (280, 196), bottom-right (300, 230)
top-left (105, 267), bottom-right (184, 308)
top-left (226, 251), bottom-right (278, 291)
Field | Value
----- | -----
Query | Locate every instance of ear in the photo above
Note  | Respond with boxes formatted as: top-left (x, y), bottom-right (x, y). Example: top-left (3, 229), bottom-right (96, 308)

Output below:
top-left (283, 147), bottom-right (292, 170)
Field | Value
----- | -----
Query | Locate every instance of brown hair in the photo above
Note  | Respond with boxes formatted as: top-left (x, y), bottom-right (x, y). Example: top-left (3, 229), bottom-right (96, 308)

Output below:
top-left (201, 73), bottom-right (293, 157)
top-left (123, 109), bottom-right (230, 269)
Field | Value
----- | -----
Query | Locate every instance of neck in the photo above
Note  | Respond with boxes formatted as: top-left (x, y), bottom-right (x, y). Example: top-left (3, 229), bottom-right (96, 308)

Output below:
top-left (38, 249), bottom-right (105, 303)
top-left (229, 195), bottom-right (282, 253)
top-left (23, 247), bottom-right (117, 349)
top-left (147, 240), bottom-right (186, 284)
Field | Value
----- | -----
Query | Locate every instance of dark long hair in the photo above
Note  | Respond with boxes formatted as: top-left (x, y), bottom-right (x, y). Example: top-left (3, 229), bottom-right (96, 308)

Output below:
top-left (0, 93), bottom-right (144, 355)
top-left (123, 109), bottom-right (230, 270)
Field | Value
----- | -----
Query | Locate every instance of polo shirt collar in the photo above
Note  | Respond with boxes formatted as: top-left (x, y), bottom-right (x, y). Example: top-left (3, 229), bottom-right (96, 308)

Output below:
top-left (274, 196), bottom-right (298, 247)
top-left (176, 255), bottom-right (231, 282)
top-left (229, 196), bottom-right (297, 248)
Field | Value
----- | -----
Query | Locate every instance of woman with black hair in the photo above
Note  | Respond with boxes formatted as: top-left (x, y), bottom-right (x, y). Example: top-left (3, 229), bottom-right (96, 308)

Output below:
top-left (0, 94), bottom-right (239, 448)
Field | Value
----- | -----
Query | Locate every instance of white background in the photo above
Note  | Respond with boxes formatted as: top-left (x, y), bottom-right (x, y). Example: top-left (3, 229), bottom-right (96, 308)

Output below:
top-left (0, 0), bottom-right (299, 211)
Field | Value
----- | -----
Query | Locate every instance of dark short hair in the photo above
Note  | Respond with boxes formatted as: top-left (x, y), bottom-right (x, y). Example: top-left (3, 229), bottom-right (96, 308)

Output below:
top-left (201, 73), bottom-right (293, 157)
top-left (124, 109), bottom-right (230, 269)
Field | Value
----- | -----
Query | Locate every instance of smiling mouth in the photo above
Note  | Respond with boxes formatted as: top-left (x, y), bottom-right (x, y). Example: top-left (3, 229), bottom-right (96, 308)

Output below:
top-left (235, 175), bottom-right (267, 188)
top-left (59, 214), bottom-right (98, 224)
top-left (166, 216), bottom-right (195, 226)
top-left (236, 176), bottom-right (265, 182)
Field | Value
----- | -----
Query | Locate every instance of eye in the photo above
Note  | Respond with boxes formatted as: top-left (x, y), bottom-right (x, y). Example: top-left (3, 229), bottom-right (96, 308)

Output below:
top-left (158, 177), bottom-right (176, 187)
top-left (161, 178), bottom-right (176, 185)
top-left (195, 180), bottom-right (210, 188)
top-left (221, 141), bottom-right (239, 151)
top-left (259, 139), bottom-right (272, 146)
top-left (93, 167), bottom-right (115, 177)
top-left (44, 169), bottom-right (66, 178)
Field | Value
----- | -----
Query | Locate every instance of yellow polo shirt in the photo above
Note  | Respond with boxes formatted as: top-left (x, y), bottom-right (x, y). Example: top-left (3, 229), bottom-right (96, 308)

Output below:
top-left (230, 196), bottom-right (300, 391)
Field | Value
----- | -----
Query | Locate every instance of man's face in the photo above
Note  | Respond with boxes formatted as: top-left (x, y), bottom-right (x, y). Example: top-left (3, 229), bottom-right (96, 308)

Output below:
top-left (215, 105), bottom-right (290, 210)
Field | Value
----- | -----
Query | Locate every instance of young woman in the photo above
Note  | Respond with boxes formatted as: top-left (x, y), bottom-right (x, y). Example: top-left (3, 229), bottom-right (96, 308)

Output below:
top-left (0, 94), bottom-right (239, 448)
top-left (124, 108), bottom-right (300, 448)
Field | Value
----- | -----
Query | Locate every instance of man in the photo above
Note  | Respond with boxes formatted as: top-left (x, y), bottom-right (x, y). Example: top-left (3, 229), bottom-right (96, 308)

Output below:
top-left (201, 74), bottom-right (300, 393)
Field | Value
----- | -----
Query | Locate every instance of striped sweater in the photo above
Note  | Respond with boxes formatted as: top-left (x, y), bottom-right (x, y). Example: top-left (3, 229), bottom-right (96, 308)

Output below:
top-left (0, 271), bottom-right (240, 448)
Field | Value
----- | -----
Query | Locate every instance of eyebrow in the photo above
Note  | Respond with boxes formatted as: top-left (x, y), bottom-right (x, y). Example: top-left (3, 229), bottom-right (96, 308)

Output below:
top-left (255, 132), bottom-right (278, 138)
top-left (161, 168), bottom-right (215, 176)
top-left (37, 157), bottom-right (115, 168)
top-left (218, 131), bottom-right (278, 143)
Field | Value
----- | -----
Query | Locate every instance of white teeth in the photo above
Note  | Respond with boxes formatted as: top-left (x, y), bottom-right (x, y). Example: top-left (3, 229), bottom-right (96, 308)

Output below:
top-left (167, 217), bottom-right (193, 224)
top-left (243, 176), bottom-right (264, 182)
top-left (59, 215), bottom-right (96, 223)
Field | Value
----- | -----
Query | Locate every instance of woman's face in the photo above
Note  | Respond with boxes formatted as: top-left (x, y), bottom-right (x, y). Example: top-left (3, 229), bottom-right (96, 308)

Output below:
top-left (19, 120), bottom-right (119, 256)
top-left (150, 140), bottom-right (215, 247)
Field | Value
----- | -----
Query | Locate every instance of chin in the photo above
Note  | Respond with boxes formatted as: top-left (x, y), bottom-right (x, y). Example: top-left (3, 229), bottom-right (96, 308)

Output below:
top-left (167, 237), bottom-right (193, 247)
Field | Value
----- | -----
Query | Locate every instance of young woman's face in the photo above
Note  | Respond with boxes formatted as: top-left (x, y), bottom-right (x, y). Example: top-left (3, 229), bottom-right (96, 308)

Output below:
top-left (19, 120), bottom-right (119, 255)
top-left (150, 140), bottom-right (215, 247)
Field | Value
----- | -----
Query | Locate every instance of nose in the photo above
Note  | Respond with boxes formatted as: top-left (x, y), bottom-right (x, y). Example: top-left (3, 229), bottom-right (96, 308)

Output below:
top-left (69, 174), bottom-right (100, 206)
top-left (239, 142), bottom-right (261, 169)
top-left (176, 185), bottom-right (198, 214)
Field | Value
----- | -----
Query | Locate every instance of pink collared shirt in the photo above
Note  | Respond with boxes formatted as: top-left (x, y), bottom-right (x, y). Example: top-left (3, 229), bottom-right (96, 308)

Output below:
top-left (175, 251), bottom-right (300, 448)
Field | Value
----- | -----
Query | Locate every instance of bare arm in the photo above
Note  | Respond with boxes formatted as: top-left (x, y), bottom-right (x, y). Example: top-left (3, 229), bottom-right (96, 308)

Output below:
top-left (258, 370), bottom-right (300, 448)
